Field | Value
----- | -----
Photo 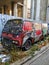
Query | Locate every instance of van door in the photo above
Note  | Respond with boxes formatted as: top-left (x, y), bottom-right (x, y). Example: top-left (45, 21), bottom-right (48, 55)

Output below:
top-left (33, 23), bottom-right (42, 42)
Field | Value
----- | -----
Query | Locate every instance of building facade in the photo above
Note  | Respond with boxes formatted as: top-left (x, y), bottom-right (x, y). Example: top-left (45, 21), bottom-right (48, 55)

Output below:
top-left (0, 0), bottom-right (49, 21)
top-left (0, 0), bottom-right (28, 18)
top-left (31, 0), bottom-right (49, 21)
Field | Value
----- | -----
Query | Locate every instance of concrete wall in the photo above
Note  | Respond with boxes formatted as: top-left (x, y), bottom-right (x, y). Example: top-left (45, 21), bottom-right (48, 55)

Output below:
top-left (0, 0), bottom-right (24, 17)
top-left (40, 0), bottom-right (48, 21)
top-left (48, 0), bottom-right (49, 6)
top-left (0, 0), bottom-right (13, 15)
top-left (35, 0), bottom-right (40, 20)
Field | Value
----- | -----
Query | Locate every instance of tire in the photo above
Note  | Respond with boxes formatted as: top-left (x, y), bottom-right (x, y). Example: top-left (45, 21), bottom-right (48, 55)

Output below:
top-left (32, 38), bottom-right (34, 44)
top-left (39, 35), bottom-right (44, 41)
top-left (22, 40), bottom-right (32, 51)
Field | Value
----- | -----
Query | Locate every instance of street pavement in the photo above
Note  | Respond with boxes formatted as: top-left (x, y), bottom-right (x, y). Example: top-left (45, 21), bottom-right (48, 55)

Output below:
top-left (23, 48), bottom-right (49, 65)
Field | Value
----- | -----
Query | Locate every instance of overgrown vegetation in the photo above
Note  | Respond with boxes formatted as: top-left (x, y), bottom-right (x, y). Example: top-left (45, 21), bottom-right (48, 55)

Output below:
top-left (0, 62), bottom-right (10, 65)
top-left (0, 35), bottom-right (49, 65)
top-left (28, 45), bottom-right (39, 57)
top-left (10, 50), bottom-right (28, 63)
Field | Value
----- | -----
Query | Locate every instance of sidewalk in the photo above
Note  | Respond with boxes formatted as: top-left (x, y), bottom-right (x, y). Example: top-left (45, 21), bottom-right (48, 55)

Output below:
top-left (11, 43), bottom-right (49, 65)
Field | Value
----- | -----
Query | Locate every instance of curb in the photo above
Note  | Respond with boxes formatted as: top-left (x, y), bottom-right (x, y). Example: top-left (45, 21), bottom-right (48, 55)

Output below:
top-left (20, 44), bottom-right (49, 65)
top-left (11, 44), bottom-right (49, 65)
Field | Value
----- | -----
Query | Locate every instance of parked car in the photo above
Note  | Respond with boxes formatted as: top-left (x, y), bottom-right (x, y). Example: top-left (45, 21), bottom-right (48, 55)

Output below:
top-left (1, 19), bottom-right (44, 51)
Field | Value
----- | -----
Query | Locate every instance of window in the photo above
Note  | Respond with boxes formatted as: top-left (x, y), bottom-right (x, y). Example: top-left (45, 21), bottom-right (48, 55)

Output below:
top-left (3, 19), bottom-right (23, 34)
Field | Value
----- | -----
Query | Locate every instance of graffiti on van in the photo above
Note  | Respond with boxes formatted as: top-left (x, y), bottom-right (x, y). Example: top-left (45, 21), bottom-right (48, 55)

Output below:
top-left (1, 18), bottom-right (6, 26)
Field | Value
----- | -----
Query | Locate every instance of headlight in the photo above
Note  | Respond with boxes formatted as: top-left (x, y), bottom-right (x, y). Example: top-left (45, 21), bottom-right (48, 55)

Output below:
top-left (13, 41), bottom-right (18, 44)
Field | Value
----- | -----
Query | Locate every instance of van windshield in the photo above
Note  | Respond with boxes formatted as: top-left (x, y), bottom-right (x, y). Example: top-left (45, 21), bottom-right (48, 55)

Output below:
top-left (3, 19), bottom-right (23, 35)
top-left (5, 19), bottom-right (22, 27)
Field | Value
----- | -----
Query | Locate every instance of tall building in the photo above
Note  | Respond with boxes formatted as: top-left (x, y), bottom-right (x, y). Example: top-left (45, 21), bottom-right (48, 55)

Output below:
top-left (31, 0), bottom-right (49, 21)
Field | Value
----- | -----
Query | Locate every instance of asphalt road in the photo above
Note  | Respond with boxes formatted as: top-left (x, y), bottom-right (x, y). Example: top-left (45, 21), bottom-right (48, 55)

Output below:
top-left (23, 48), bottom-right (49, 65)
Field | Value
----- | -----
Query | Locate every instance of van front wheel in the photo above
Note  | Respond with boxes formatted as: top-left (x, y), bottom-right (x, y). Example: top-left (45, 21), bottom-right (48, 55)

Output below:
top-left (23, 40), bottom-right (32, 51)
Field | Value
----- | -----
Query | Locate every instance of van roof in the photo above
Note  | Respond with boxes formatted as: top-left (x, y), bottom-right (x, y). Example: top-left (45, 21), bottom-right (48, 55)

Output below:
top-left (8, 17), bottom-right (47, 24)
